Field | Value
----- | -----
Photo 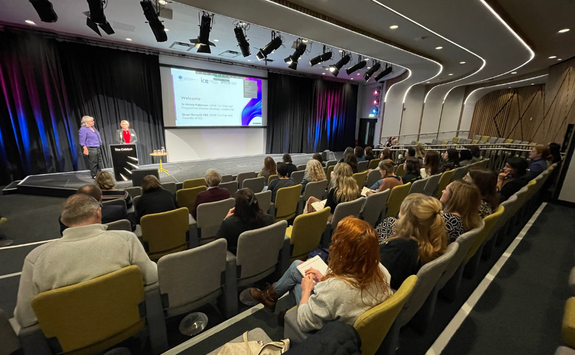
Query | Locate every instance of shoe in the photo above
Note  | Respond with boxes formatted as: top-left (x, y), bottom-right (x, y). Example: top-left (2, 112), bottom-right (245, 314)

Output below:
top-left (249, 284), bottom-right (279, 312)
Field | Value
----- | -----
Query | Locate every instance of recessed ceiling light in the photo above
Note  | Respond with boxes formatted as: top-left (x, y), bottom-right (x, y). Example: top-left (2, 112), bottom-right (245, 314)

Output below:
top-left (25, 20), bottom-right (36, 25)
top-left (435, 46), bottom-right (443, 50)
top-left (351, 78), bottom-right (354, 80)
top-left (357, 73), bottom-right (360, 75)
top-left (247, 59), bottom-right (251, 62)
top-left (448, 73), bottom-right (453, 76)
top-left (426, 81), bottom-right (430, 83)
top-left (460, 61), bottom-right (466, 64)
top-left (158, 0), bottom-right (167, 4)
top-left (511, 71), bottom-right (517, 74)
top-left (164, 29), bottom-right (169, 32)
top-left (126, 38), bottom-right (132, 41)
top-left (508, 87), bottom-right (511, 89)
top-left (338, 50), bottom-right (343, 53)
top-left (214, 39), bottom-right (219, 42)
top-left (549, 55), bottom-right (557, 59)
top-left (558, 28), bottom-right (570, 34)
top-left (367, 67), bottom-right (371, 69)
top-left (389, 25), bottom-right (399, 29)
top-left (322, 73), bottom-right (325, 75)
top-left (531, 83), bottom-right (534, 85)
top-left (558, 58), bottom-right (562, 61)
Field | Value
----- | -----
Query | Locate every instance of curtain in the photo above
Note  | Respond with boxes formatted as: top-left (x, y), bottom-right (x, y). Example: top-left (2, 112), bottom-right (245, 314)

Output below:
top-left (266, 73), bottom-right (358, 154)
top-left (0, 31), bottom-right (165, 185)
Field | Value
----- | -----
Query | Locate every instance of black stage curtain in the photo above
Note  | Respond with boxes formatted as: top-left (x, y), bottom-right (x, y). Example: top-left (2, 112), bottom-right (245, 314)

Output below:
top-left (266, 72), bottom-right (358, 154)
top-left (0, 31), bottom-right (164, 185)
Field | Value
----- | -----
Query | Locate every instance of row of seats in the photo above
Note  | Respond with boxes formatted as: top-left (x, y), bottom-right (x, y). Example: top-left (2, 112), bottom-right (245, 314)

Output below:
top-left (423, 136), bottom-right (535, 146)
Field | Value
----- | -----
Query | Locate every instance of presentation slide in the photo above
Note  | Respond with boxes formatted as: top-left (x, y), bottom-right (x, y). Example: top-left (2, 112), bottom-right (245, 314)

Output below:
top-left (171, 68), bottom-right (263, 127)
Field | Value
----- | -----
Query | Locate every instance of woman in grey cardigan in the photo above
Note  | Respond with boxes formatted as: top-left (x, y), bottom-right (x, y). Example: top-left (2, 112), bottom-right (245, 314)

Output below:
top-left (247, 217), bottom-right (392, 332)
top-left (115, 120), bottom-right (138, 144)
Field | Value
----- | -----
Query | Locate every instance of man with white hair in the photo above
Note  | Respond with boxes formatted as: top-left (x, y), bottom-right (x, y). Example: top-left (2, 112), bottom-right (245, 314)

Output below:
top-left (191, 169), bottom-right (230, 219)
top-left (79, 115), bottom-right (103, 178)
top-left (14, 194), bottom-right (157, 328)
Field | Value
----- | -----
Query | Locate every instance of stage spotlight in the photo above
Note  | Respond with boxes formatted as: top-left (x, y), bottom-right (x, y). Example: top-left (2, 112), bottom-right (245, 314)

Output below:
top-left (140, 0), bottom-right (167, 42)
top-left (309, 51), bottom-right (332, 67)
top-left (86, 0), bottom-right (114, 36)
top-left (329, 54), bottom-right (351, 77)
top-left (190, 12), bottom-right (216, 54)
top-left (285, 40), bottom-right (307, 70)
top-left (364, 62), bottom-right (381, 82)
top-left (346, 58), bottom-right (367, 75)
top-left (256, 32), bottom-right (282, 61)
top-left (234, 24), bottom-right (251, 57)
top-left (375, 64), bottom-right (393, 81)
top-left (29, 0), bottom-right (57, 23)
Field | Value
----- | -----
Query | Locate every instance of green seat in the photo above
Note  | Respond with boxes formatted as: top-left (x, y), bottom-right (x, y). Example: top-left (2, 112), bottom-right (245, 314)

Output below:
top-left (435, 170), bottom-right (455, 199)
top-left (395, 164), bottom-right (406, 177)
top-left (176, 186), bottom-right (206, 213)
top-left (563, 298), bottom-right (575, 349)
top-left (353, 171), bottom-right (368, 190)
top-left (182, 178), bottom-right (206, 189)
top-left (274, 184), bottom-right (302, 222)
top-left (386, 183), bottom-right (411, 218)
top-left (141, 207), bottom-right (190, 261)
top-left (286, 207), bottom-right (331, 262)
top-left (367, 158), bottom-right (380, 170)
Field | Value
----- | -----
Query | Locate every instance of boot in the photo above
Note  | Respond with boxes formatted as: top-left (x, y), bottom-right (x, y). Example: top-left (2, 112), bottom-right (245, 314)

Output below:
top-left (249, 284), bottom-right (279, 312)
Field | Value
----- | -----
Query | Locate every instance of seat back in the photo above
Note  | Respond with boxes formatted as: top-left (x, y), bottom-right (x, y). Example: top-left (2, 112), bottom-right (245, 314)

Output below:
top-left (408, 179), bottom-right (427, 195)
top-left (176, 186), bottom-right (206, 212)
top-left (504, 138), bottom-right (514, 144)
top-left (141, 207), bottom-right (190, 261)
top-left (291, 170), bottom-right (305, 185)
top-left (275, 184), bottom-right (302, 221)
top-left (423, 174), bottom-right (442, 196)
top-left (436, 222), bottom-right (485, 289)
top-left (302, 180), bottom-right (328, 201)
top-left (255, 190), bottom-right (272, 214)
top-left (0, 309), bottom-right (20, 355)
top-left (325, 160), bottom-right (338, 168)
top-left (435, 170), bottom-right (455, 198)
top-left (219, 180), bottom-right (238, 197)
top-left (367, 158), bottom-right (380, 170)
top-left (161, 182), bottom-right (177, 194)
top-left (101, 198), bottom-right (127, 212)
top-left (480, 135), bottom-right (490, 142)
top-left (242, 177), bottom-right (265, 193)
top-left (183, 178), bottom-right (206, 189)
top-left (452, 137), bottom-right (459, 143)
top-left (450, 166), bottom-right (467, 182)
top-left (353, 275), bottom-right (418, 355)
top-left (386, 183), bottom-right (411, 218)
top-left (331, 197), bottom-right (366, 231)
top-left (297, 164), bottom-right (307, 171)
top-left (105, 219), bottom-right (132, 232)
top-left (353, 171), bottom-right (368, 190)
top-left (465, 205), bottom-right (505, 262)
top-left (236, 221), bottom-right (288, 285)
top-left (268, 174), bottom-right (279, 185)
top-left (563, 298), bottom-right (575, 349)
top-left (488, 137), bottom-right (498, 143)
top-left (197, 198), bottom-right (236, 241)
top-left (31, 266), bottom-right (145, 355)
top-left (221, 174), bottom-right (233, 183)
top-left (398, 242), bottom-right (458, 327)
top-left (395, 164), bottom-right (406, 177)
top-left (158, 239), bottom-right (227, 317)
top-left (471, 139), bottom-right (479, 144)
top-left (361, 189), bottom-right (390, 227)
top-left (365, 169), bottom-right (381, 188)
top-left (358, 161), bottom-right (369, 172)
top-left (473, 134), bottom-right (482, 141)
top-left (289, 207), bottom-right (331, 260)
top-left (125, 186), bottom-right (142, 198)
top-left (237, 172), bottom-right (257, 188)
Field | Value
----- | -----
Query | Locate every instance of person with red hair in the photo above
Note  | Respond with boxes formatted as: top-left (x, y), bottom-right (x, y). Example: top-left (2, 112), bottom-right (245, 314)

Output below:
top-left (246, 217), bottom-right (392, 332)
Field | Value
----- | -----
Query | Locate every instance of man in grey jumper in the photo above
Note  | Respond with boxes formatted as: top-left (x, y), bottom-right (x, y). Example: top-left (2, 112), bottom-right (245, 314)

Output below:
top-left (14, 194), bottom-right (158, 328)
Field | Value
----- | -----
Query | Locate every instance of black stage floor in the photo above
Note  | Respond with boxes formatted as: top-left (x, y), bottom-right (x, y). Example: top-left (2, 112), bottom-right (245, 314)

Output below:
top-left (13, 153), bottom-right (336, 197)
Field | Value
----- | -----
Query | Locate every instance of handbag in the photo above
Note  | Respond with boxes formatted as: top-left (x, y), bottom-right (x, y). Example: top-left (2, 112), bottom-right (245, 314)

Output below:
top-left (217, 331), bottom-right (290, 355)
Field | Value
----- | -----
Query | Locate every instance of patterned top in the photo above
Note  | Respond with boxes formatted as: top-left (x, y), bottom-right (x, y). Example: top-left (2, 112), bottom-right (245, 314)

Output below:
top-left (375, 212), bottom-right (465, 244)
top-left (479, 200), bottom-right (493, 218)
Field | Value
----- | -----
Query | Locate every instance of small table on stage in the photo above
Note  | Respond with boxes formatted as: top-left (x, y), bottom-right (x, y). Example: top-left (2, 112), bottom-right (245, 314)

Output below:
top-left (150, 152), bottom-right (170, 175)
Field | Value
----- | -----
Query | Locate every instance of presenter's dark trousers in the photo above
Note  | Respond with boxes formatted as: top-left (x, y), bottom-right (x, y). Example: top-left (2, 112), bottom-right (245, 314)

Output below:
top-left (86, 147), bottom-right (103, 178)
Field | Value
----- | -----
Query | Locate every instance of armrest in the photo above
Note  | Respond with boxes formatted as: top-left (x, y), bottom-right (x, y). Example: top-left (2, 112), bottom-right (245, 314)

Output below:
top-left (320, 222), bottom-right (332, 249)
top-left (274, 236), bottom-right (291, 280)
top-left (223, 252), bottom-right (238, 318)
top-left (188, 215), bottom-right (199, 248)
top-left (144, 288), bottom-right (169, 355)
top-left (18, 323), bottom-right (52, 355)
top-left (283, 308), bottom-right (309, 344)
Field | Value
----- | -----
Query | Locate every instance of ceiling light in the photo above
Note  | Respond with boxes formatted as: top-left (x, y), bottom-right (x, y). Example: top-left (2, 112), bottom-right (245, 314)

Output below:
top-left (29, 0), bottom-right (57, 23)
top-left (357, 73), bottom-right (360, 75)
top-left (351, 78), bottom-right (354, 80)
top-left (549, 55), bottom-right (557, 59)
top-left (309, 50), bottom-right (332, 66)
top-left (141, 0), bottom-right (167, 42)
top-left (158, 0), bottom-right (167, 4)
top-left (531, 83), bottom-right (534, 85)
top-left (338, 50), bottom-right (343, 52)
top-left (126, 38), bottom-right (132, 41)
top-left (256, 32), bottom-right (282, 61)
top-left (190, 11), bottom-right (216, 53)
top-left (322, 73), bottom-right (325, 75)
top-left (558, 28), bottom-right (570, 33)
top-left (374, 64), bottom-right (392, 81)
top-left (86, 0), bottom-right (114, 36)
top-left (164, 28), bottom-right (169, 31)
top-left (435, 46), bottom-right (443, 50)
top-left (511, 71), bottom-right (517, 74)
top-left (364, 62), bottom-right (381, 82)
top-left (25, 20), bottom-right (36, 25)
top-left (285, 39), bottom-right (307, 70)
top-left (214, 39), bottom-right (219, 42)
top-left (247, 59), bottom-right (251, 62)
top-left (426, 81), bottom-right (430, 84)
top-left (329, 54), bottom-right (351, 77)
top-left (389, 25), bottom-right (399, 29)
top-left (460, 61), bottom-right (466, 64)
top-left (558, 58), bottom-right (562, 61)
top-left (448, 73), bottom-right (453, 76)
top-left (346, 58), bottom-right (367, 75)
top-left (234, 24), bottom-right (251, 57)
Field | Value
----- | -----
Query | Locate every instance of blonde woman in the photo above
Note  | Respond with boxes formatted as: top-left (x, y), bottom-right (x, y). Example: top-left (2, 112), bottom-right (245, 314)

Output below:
top-left (94, 171), bottom-right (133, 209)
top-left (115, 120), bottom-right (138, 144)
top-left (415, 144), bottom-right (425, 163)
top-left (301, 159), bottom-right (327, 193)
top-left (377, 193), bottom-right (448, 289)
top-left (306, 163), bottom-right (358, 217)
top-left (439, 180), bottom-right (483, 242)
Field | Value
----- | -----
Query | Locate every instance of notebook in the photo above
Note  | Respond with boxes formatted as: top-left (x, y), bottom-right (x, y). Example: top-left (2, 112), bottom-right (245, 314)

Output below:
top-left (296, 255), bottom-right (329, 278)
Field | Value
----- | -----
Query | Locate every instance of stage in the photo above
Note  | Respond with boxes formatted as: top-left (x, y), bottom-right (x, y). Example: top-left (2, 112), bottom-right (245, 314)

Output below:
top-left (8, 153), bottom-right (334, 197)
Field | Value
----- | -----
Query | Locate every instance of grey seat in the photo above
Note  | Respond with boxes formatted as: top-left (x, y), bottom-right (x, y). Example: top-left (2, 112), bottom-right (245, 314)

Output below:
top-left (450, 166), bottom-right (467, 182)
top-left (422, 174), bottom-right (442, 196)
top-left (255, 190), bottom-right (272, 214)
top-left (365, 170), bottom-right (381, 188)
top-left (298, 180), bottom-right (328, 214)
top-left (105, 219), bottom-right (132, 232)
top-left (321, 197), bottom-right (366, 248)
top-left (236, 172), bottom-right (257, 189)
top-left (291, 170), bottom-right (305, 185)
top-left (488, 137), bottom-right (498, 143)
top-left (325, 160), bottom-right (337, 168)
top-left (513, 140), bottom-right (522, 144)
top-left (297, 164), bottom-right (307, 171)
top-left (408, 179), bottom-right (427, 195)
top-left (158, 239), bottom-right (236, 319)
top-left (381, 243), bottom-right (458, 354)
top-left (102, 198), bottom-right (127, 212)
top-left (360, 189), bottom-right (390, 227)
top-left (161, 182), bottom-right (176, 194)
top-left (0, 309), bottom-right (20, 355)
top-left (357, 161), bottom-right (369, 172)
top-left (242, 176), bottom-right (265, 193)
top-left (220, 181), bottom-right (238, 197)
top-left (189, 198), bottom-right (235, 246)
top-left (231, 220), bottom-right (289, 288)
top-left (437, 222), bottom-right (485, 302)
top-left (473, 135), bottom-right (482, 141)
top-left (495, 137), bottom-right (505, 144)
top-left (431, 139), bottom-right (441, 145)
top-left (221, 174), bottom-right (233, 183)
top-left (488, 194), bottom-right (518, 250)
top-left (125, 186), bottom-right (142, 198)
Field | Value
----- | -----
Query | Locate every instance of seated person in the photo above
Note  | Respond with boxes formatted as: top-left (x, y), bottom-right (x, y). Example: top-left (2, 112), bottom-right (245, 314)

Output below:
top-left (94, 171), bottom-right (133, 209)
top-left (364, 146), bottom-right (376, 162)
top-left (464, 168), bottom-right (499, 218)
top-left (401, 157), bottom-right (421, 185)
top-left (497, 157), bottom-right (529, 203)
top-left (246, 217), bottom-right (392, 332)
top-left (525, 145), bottom-right (550, 181)
top-left (312, 153), bottom-right (323, 165)
top-left (259, 156), bottom-right (277, 186)
top-left (301, 159), bottom-right (326, 193)
top-left (268, 164), bottom-right (296, 203)
top-left (548, 142), bottom-right (562, 165)
top-left (439, 180), bottom-right (483, 242)
top-left (192, 169), bottom-right (230, 219)
top-left (135, 175), bottom-right (178, 223)
top-left (459, 149), bottom-right (473, 167)
top-left (215, 188), bottom-right (274, 254)
top-left (306, 163), bottom-right (359, 216)
top-left (421, 150), bottom-right (439, 179)
top-left (367, 159), bottom-right (403, 194)
top-left (469, 145), bottom-right (482, 163)
top-left (59, 184), bottom-right (134, 234)
top-left (15, 194), bottom-right (158, 328)
top-left (282, 154), bottom-right (298, 177)
top-left (377, 194), bottom-right (447, 290)
top-left (344, 153), bottom-right (359, 174)
top-left (354, 146), bottom-right (365, 162)
top-left (339, 147), bottom-right (354, 162)
top-left (439, 148), bottom-right (460, 173)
